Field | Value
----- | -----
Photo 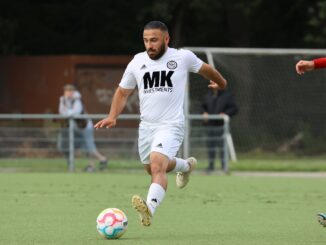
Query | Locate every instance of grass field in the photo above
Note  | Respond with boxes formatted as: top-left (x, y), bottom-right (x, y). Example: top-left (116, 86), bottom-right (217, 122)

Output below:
top-left (2, 154), bottom-right (326, 172)
top-left (1, 172), bottom-right (326, 244)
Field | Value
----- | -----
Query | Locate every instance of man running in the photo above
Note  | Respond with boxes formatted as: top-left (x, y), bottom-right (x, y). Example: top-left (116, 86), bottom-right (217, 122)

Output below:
top-left (95, 21), bottom-right (226, 226)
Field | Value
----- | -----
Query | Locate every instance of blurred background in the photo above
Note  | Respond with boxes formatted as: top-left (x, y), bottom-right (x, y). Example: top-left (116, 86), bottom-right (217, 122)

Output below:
top-left (1, 0), bottom-right (325, 55)
top-left (1, 0), bottom-right (326, 171)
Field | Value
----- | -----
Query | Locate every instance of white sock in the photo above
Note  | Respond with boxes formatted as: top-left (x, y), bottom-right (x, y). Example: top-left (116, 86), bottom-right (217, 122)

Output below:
top-left (146, 183), bottom-right (165, 215)
top-left (173, 157), bottom-right (190, 172)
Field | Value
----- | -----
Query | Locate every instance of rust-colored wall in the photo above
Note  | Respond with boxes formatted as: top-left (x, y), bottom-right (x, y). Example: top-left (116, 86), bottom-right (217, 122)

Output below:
top-left (0, 55), bottom-right (132, 113)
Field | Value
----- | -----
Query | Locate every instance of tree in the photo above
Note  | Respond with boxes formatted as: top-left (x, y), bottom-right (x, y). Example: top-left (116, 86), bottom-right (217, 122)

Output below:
top-left (0, 0), bottom-right (324, 55)
top-left (0, 17), bottom-right (18, 54)
top-left (304, 0), bottom-right (326, 48)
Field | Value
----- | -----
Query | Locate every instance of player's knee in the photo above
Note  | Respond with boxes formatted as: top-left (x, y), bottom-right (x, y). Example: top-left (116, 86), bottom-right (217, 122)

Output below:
top-left (149, 153), bottom-right (168, 175)
top-left (150, 162), bottom-right (164, 175)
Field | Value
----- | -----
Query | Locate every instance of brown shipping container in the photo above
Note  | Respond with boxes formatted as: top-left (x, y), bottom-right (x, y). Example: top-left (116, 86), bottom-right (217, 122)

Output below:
top-left (0, 55), bottom-right (136, 114)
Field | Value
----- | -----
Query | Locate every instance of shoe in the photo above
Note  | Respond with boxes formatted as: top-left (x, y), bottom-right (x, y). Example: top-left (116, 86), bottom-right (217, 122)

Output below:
top-left (99, 159), bottom-right (108, 171)
top-left (83, 165), bottom-right (95, 173)
top-left (176, 157), bottom-right (197, 188)
top-left (317, 213), bottom-right (326, 227)
top-left (131, 195), bottom-right (152, 226)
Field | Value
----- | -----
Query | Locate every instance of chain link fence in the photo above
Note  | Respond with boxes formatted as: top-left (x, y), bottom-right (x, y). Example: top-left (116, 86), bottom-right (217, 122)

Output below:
top-left (187, 48), bottom-right (326, 156)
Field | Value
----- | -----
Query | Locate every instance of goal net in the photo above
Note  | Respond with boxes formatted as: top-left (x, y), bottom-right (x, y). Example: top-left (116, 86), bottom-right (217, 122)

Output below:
top-left (186, 48), bottom-right (326, 156)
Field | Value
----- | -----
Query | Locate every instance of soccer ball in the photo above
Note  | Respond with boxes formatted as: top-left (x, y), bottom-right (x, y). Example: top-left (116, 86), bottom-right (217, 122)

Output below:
top-left (96, 208), bottom-right (128, 239)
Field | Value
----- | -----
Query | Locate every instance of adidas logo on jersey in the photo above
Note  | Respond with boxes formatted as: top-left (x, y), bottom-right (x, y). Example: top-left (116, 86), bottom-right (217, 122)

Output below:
top-left (156, 143), bottom-right (163, 148)
top-left (140, 64), bottom-right (147, 69)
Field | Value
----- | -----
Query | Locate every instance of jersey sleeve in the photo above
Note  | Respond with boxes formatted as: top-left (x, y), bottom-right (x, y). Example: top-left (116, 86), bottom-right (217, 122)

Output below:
top-left (119, 61), bottom-right (137, 89)
top-left (183, 49), bottom-right (204, 73)
top-left (314, 58), bottom-right (326, 69)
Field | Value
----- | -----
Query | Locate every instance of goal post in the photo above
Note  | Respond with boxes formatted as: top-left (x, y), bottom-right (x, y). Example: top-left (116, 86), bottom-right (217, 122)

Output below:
top-left (185, 47), bottom-right (326, 160)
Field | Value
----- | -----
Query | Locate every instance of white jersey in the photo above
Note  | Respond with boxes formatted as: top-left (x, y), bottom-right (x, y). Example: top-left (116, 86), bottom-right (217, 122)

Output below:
top-left (119, 47), bottom-right (203, 124)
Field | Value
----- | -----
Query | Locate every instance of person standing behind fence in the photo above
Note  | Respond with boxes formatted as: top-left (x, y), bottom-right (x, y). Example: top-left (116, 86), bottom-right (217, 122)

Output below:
top-left (202, 85), bottom-right (238, 172)
top-left (295, 57), bottom-right (326, 227)
top-left (58, 84), bottom-right (108, 172)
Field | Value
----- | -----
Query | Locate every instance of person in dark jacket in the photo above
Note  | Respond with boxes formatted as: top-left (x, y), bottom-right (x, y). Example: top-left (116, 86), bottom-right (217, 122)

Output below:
top-left (202, 87), bottom-right (238, 171)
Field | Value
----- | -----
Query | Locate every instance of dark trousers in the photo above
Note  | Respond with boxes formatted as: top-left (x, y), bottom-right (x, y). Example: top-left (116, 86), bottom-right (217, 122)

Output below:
top-left (205, 126), bottom-right (225, 170)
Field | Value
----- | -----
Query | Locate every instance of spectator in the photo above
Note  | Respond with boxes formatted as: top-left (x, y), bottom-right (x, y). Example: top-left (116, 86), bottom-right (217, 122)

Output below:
top-left (202, 87), bottom-right (238, 172)
top-left (58, 84), bottom-right (107, 171)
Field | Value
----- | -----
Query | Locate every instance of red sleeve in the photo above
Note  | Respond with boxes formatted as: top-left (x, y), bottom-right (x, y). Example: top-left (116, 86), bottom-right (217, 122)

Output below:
top-left (313, 58), bottom-right (326, 69)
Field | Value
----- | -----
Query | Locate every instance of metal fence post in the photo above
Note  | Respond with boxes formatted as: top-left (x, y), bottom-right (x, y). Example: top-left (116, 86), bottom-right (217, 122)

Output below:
top-left (183, 78), bottom-right (190, 159)
top-left (68, 117), bottom-right (75, 172)
top-left (222, 116), bottom-right (230, 173)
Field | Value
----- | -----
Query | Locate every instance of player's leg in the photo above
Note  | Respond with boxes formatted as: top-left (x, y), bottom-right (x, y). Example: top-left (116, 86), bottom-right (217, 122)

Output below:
top-left (149, 152), bottom-right (169, 188)
top-left (174, 157), bottom-right (197, 188)
top-left (153, 125), bottom-right (197, 188)
top-left (132, 124), bottom-right (195, 225)
top-left (132, 124), bottom-right (156, 226)
top-left (146, 156), bottom-right (196, 186)
top-left (132, 152), bottom-right (168, 226)
top-left (151, 125), bottom-right (198, 188)
top-left (145, 157), bottom-right (188, 173)
top-left (146, 152), bottom-right (169, 212)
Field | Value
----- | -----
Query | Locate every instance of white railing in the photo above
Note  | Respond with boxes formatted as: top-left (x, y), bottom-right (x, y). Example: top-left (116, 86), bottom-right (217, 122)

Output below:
top-left (0, 114), bottom-right (139, 172)
top-left (0, 113), bottom-right (231, 172)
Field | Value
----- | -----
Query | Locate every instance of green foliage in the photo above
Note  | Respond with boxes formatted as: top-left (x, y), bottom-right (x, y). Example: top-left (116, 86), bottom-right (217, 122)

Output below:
top-left (305, 1), bottom-right (326, 47)
top-left (0, 0), bottom-right (323, 55)
top-left (0, 17), bottom-right (18, 54)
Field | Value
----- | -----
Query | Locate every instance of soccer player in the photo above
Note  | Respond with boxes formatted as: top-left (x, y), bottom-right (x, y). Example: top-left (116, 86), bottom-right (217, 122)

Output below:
top-left (94, 21), bottom-right (227, 226)
top-left (295, 57), bottom-right (326, 227)
top-left (296, 57), bottom-right (326, 74)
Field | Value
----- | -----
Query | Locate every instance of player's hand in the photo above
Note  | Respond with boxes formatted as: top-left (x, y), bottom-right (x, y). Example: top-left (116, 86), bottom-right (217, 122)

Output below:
top-left (295, 60), bottom-right (314, 75)
top-left (203, 112), bottom-right (209, 123)
top-left (94, 117), bottom-right (116, 129)
top-left (208, 81), bottom-right (219, 89)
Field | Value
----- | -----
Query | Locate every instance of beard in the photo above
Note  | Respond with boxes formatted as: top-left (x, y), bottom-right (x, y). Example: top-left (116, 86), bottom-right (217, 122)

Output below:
top-left (146, 43), bottom-right (166, 60)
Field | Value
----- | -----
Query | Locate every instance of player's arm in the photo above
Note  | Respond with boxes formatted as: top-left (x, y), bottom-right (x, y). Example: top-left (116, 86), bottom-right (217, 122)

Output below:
top-left (94, 87), bottom-right (134, 129)
top-left (198, 63), bottom-right (227, 89)
top-left (314, 58), bottom-right (326, 69)
top-left (296, 58), bottom-right (326, 75)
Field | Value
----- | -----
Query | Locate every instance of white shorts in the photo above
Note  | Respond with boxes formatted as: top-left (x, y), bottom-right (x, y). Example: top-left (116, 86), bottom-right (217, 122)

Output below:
top-left (138, 122), bottom-right (184, 164)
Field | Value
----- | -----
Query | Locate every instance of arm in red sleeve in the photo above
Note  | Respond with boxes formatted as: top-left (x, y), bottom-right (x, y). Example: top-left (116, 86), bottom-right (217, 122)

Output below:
top-left (313, 58), bottom-right (326, 69)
